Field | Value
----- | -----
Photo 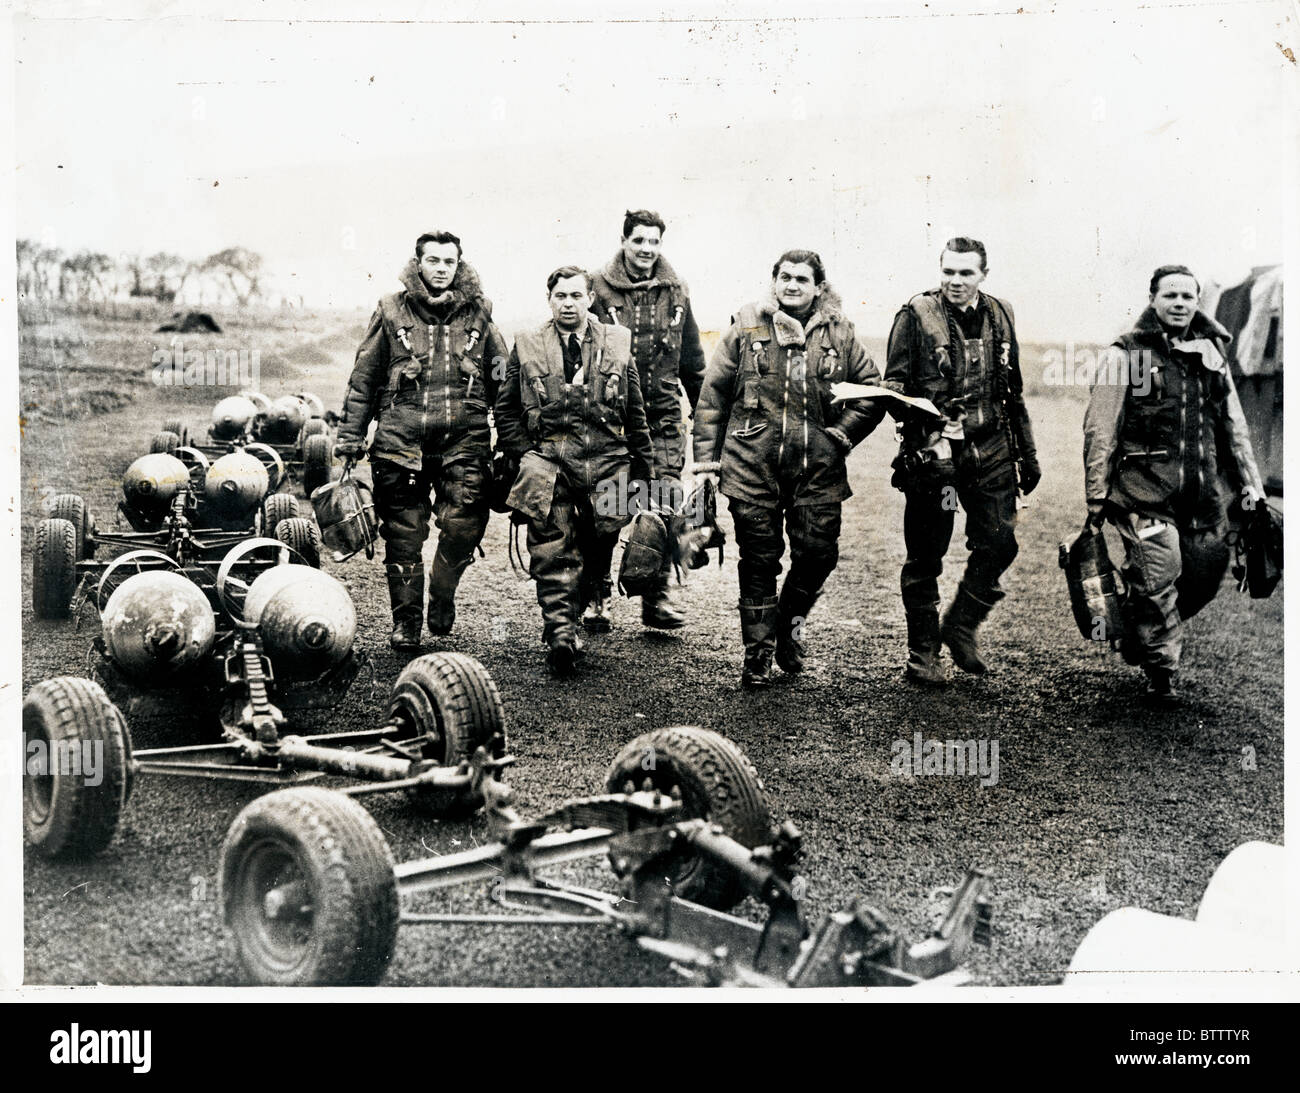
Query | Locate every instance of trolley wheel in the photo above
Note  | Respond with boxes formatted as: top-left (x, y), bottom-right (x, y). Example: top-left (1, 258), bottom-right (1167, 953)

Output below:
top-left (298, 417), bottom-right (328, 445)
top-left (387, 653), bottom-right (506, 817)
top-left (604, 726), bottom-right (774, 911)
top-left (275, 517), bottom-right (322, 569)
top-left (149, 430), bottom-right (181, 456)
top-left (23, 677), bottom-right (132, 859)
top-left (220, 787), bottom-right (398, 986)
top-left (261, 492), bottom-right (299, 533)
top-left (49, 494), bottom-right (92, 559)
top-left (302, 434), bottom-right (333, 499)
top-left (162, 419), bottom-right (190, 446)
top-left (33, 518), bottom-right (77, 618)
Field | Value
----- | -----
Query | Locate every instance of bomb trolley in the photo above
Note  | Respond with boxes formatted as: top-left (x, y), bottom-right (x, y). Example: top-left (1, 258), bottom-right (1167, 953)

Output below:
top-left (25, 504), bottom-right (512, 857)
top-left (24, 620), bottom-right (510, 866)
top-left (218, 726), bottom-right (993, 988)
top-left (152, 390), bottom-right (336, 499)
top-left (32, 455), bottom-right (323, 621)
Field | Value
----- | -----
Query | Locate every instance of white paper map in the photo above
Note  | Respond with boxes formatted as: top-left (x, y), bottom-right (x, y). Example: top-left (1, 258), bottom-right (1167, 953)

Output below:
top-left (829, 382), bottom-right (942, 417)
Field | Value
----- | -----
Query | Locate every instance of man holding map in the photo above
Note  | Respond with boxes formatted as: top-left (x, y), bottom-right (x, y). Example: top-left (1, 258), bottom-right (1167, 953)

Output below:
top-left (883, 236), bottom-right (1040, 686)
top-left (691, 249), bottom-right (892, 690)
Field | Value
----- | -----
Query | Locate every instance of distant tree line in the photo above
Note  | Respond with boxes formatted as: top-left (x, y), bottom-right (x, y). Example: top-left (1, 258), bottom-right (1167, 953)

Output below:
top-left (15, 241), bottom-right (264, 309)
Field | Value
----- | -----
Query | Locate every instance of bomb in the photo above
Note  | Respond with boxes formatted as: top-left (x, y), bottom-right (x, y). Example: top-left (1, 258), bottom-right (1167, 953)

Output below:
top-left (101, 571), bottom-right (217, 678)
top-left (244, 566), bottom-right (356, 677)
top-left (122, 453), bottom-right (191, 519)
top-left (204, 451), bottom-right (270, 521)
top-left (260, 395), bottom-right (310, 444)
top-left (211, 395), bottom-right (260, 440)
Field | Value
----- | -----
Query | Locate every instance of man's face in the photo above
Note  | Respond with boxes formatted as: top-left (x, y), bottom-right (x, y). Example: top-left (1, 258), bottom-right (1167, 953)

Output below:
top-left (548, 275), bottom-right (593, 330)
top-left (939, 250), bottom-right (987, 308)
top-left (418, 241), bottom-right (460, 291)
top-left (772, 262), bottom-right (823, 315)
top-left (621, 224), bottom-right (662, 275)
top-left (1150, 274), bottom-right (1198, 333)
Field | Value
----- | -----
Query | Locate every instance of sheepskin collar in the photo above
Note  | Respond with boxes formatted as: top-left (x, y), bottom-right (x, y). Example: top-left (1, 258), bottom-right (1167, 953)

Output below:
top-left (1131, 306), bottom-right (1233, 374)
top-left (755, 283), bottom-right (845, 347)
top-left (1132, 305), bottom-right (1231, 345)
top-left (398, 256), bottom-right (490, 321)
top-left (600, 251), bottom-right (684, 293)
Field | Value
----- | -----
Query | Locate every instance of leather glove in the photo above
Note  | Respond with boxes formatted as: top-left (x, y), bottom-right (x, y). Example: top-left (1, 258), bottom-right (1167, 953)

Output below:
top-left (1085, 500), bottom-right (1107, 530)
top-left (825, 426), bottom-right (853, 455)
top-left (334, 436), bottom-right (365, 459)
top-left (1017, 453), bottom-right (1042, 495)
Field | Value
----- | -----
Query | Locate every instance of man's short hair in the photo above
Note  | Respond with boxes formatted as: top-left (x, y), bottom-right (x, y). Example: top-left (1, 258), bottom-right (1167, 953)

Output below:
top-left (1148, 264), bottom-right (1199, 295)
top-left (622, 209), bottom-right (666, 239)
top-left (547, 265), bottom-right (591, 294)
top-left (771, 249), bottom-right (826, 285)
top-left (415, 230), bottom-right (462, 260)
top-left (941, 237), bottom-right (988, 271)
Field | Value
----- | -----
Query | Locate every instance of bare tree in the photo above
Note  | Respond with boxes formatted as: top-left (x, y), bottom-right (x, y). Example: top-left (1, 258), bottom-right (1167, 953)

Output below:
top-left (60, 251), bottom-right (114, 306)
top-left (16, 239), bottom-right (37, 298)
top-left (145, 251), bottom-right (186, 303)
top-left (124, 252), bottom-right (147, 297)
top-left (203, 246), bottom-right (263, 307)
top-left (30, 246), bottom-right (64, 299)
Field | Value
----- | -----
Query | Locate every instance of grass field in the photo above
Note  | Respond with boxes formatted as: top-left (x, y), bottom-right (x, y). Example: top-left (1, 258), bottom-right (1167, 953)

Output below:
top-left (18, 304), bottom-right (1284, 988)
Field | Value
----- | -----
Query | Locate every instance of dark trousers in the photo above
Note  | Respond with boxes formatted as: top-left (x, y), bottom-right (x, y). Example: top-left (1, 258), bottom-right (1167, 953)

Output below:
top-left (648, 414), bottom-right (687, 483)
top-left (373, 454), bottom-right (490, 568)
top-left (730, 500), bottom-right (843, 603)
top-left (527, 474), bottom-right (620, 645)
top-left (901, 442), bottom-right (1019, 609)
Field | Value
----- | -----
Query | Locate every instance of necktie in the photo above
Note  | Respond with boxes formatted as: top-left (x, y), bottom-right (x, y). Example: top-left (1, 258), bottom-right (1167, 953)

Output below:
top-left (564, 333), bottom-right (581, 383)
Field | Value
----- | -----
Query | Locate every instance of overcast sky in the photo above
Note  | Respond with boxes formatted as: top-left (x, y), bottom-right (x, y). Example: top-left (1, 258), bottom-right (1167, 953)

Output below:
top-left (12, 0), bottom-right (1297, 341)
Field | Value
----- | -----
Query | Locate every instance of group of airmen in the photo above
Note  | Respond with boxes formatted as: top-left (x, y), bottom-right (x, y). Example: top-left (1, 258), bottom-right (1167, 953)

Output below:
top-left (335, 211), bottom-right (1265, 703)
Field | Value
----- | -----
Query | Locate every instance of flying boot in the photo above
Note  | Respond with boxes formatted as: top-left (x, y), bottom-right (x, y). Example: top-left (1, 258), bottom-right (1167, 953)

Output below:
top-left (905, 603), bottom-right (949, 685)
top-left (739, 596), bottom-right (779, 690)
top-left (940, 582), bottom-right (998, 675)
top-left (386, 562), bottom-right (424, 651)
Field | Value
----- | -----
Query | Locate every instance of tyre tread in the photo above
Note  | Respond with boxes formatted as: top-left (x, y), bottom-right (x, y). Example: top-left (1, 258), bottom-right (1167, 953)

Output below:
top-left (391, 653), bottom-right (506, 817)
top-left (604, 726), bottom-right (773, 909)
top-left (33, 518), bottom-right (77, 618)
top-left (220, 787), bottom-right (397, 986)
top-left (23, 676), bottom-right (131, 859)
top-left (302, 433), bottom-right (333, 497)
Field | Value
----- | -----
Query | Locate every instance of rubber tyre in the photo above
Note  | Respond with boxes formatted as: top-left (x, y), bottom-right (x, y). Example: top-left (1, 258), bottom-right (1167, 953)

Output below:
top-left (262, 492), bottom-right (299, 533)
top-left (220, 787), bottom-right (398, 986)
top-left (275, 516), bottom-right (322, 568)
top-left (162, 419), bottom-right (190, 446)
top-left (302, 434), bottom-right (333, 498)
top-left (23, 677), bottom-right (132, 859)
top-left (604, 726), bottom-right (774, 910)
top-left (387, 653), bottom-right (506, 817)
top-left (149, 430), bottom-right (181, 456)
top-left (50, 494), bottom-right (91, 559)
top-left (299, 418), bottom-right (328, 445)
top-left (33, 518), bottom-right (77, 618)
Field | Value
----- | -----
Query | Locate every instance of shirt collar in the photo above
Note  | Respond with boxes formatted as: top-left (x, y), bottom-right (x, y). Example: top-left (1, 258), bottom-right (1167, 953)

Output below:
top-left (553, 316), bottom-right (592, 342)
